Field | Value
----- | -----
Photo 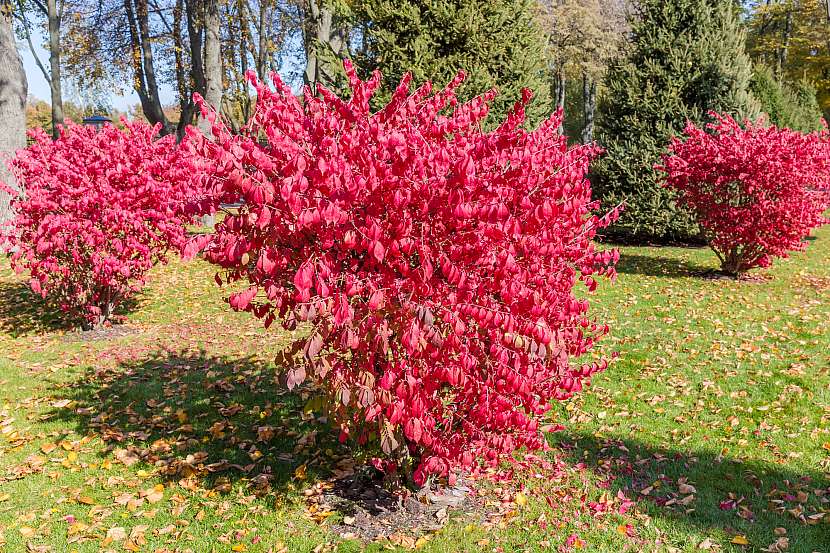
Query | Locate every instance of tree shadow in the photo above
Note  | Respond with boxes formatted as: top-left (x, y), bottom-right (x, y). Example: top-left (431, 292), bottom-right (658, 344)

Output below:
top-left (615, 252), bottom-right (713, 278)
top-left (49, 348), bottom-right (348, 500)
top-left (0, 278), bottom-right (140, 337)
top-left (552, 431), bottom-right (830, 551)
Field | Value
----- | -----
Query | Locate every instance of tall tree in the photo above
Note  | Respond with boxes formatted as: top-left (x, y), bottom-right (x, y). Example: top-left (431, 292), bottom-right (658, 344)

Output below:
top-left (45, 0), bottom-right (62, 135)
top-left (591, 0), bottom-right (759, 242)
top-left (302, 0), bottom-right (349, 93)
top-left (536, 0), bottom-right (628, 141)
top-left (221, 0), bottom-right (302, 129)
top-left (0, 1), bottom-right (27, 223)
top-left (746, 0), bottom-right (830, 116)
top-left (12, 0), bottom-right (65, 138)
top-left (352, 0), bottom-right (552, 124)
top-left (197, 0), bottom-right (222, 133)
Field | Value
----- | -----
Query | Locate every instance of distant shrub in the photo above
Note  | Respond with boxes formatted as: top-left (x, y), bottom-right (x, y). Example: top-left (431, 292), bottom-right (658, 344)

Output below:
top-left (659, 113), bottom-right (829, 275)
top-left (186, 62), bottom-right (619, 485)
top-left (1, 121), bottom-right (201, 329)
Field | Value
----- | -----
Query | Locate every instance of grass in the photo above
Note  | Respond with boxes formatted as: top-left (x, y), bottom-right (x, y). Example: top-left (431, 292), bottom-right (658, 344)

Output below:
top-left (0, 228), bottom-right (828, 552)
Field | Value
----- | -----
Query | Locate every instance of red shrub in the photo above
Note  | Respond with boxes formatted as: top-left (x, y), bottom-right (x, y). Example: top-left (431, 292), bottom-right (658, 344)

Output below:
top-left (187, 62), bottom-right (618, 485)
top-left (659, 113), bottom-right (829, 275)
top-left (2, 121), bottom-right (202, 329)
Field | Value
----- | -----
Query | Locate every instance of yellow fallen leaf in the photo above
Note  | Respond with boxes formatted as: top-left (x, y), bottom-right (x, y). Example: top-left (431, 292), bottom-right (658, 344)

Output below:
top-left (77, 496), bottom-right (95, 505)
top-left (231, 544), bottom-right (246, 552)
top-left (514, 492), bottom-right (528, 507)
top-left (0, 494), bottom-right (9, 502)
top-left (731, 535), bottom-right (749, 545)
top-left (415, 536), bottom-right (429, 548)
top-left (294, 463), bottom-right (307, 480)
top-left (40, 443), bottom-right (57, 455)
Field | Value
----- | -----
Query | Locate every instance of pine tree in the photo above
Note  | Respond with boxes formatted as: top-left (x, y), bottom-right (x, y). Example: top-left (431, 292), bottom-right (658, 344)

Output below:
top-left (352, 0), bottom-right (552, 124)
top-left (592, 0), bottom-right (759, 242)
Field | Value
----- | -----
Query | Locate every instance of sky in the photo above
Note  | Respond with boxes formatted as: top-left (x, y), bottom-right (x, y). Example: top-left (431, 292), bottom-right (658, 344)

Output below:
top-left (19, 28), bottom-right (176, 112)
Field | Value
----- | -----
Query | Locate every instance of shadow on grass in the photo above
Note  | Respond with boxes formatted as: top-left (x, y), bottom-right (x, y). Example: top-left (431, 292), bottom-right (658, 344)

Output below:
top-left (51, 349), bottom-right (347, 500)
top-left (0, 279), bottom-right (140, 337)
top-left (553, 432), bottom-right (830, 551)
top-left (615, 252), bottom-right (713, 278)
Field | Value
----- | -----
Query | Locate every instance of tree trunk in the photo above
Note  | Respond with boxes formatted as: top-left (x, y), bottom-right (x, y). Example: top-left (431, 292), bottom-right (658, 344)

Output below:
top-left (124, 0), bottom-right (173, 134)
top-left (47, 0), bottom-right (63, 138)
top-left (173, 0), bottom-right (195, 138)
top-left (0, 6), bottom-right (27, 225)
top-left (198, 0), bottom-right (222, 228)
top-left (581, 73), bottom-right (597, 143)
top-left (551, 68), bottom-right (565, 132)
top-left (304, 0), bottom-right (324, 91)
top-left (776, 4), bottom-right (793, 76)
top-left (304, 0), bottom-right (346, 93)
top-left (198, 0), bottom-right (222, 134)
top-left (257, 0), bottom-right (268, 77)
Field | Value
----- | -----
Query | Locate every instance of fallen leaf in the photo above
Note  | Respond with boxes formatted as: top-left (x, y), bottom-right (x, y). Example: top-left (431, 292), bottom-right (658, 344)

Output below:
top-left (679, 483), bottom-right (697, 494)
top-left (105, 527), bottom-right (127, 542)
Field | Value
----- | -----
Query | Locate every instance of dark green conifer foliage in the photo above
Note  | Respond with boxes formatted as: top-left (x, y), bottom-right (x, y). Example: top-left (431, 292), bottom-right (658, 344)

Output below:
top-left (751, 65), bottom-right (824, 132)
top-left (352, 0), bottom-right (552, 124)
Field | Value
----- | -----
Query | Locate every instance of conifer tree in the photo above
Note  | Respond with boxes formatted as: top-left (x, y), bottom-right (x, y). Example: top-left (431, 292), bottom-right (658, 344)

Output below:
top-left (592, 0), bottom-right (758, 242)
top-left (750, 65), bottom-right (823, 132)
top-left (352, 0), bottom-right (552, 124)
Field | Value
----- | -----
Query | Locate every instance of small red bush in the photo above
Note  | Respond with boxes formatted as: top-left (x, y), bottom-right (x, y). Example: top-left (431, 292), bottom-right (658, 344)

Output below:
top-left (659, 113), bottom-right (829, 275)
top-left (188, 62), bottom-right (618, 485)
top-left (2, 121), bottom-right (202, 329)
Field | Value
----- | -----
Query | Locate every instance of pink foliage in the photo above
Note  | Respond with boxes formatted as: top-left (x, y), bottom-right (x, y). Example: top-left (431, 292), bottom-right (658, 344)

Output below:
top-left (187, 61), bottom-right (618, 485)
top-left (659, 113), bottom-right (829, 275)
top-left (2, 121), bottom-right (202, 328)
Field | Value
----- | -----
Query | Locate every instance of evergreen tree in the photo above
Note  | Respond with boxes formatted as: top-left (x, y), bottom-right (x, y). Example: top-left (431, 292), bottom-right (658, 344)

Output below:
top-left (750, 65), bottom-right (787, 126)
top-left (352, 0), bottom-right (552, 124)
top-left (788, 79), bottom-right (824, 131)
top-left (751, 65), bottom-right (824, 132)
top-left (592, 0), bottom-right (759, 242)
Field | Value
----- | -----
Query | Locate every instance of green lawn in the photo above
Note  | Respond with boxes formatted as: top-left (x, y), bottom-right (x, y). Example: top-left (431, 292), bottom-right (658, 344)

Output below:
top-left (0, 228), bottom-right (828, 552)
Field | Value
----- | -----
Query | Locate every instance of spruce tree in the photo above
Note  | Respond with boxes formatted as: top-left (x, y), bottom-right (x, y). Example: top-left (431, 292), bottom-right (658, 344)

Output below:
top-left (352, 0), bottom-right (552, 124)
top-left (592, 0), bottom-right (758, 242)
